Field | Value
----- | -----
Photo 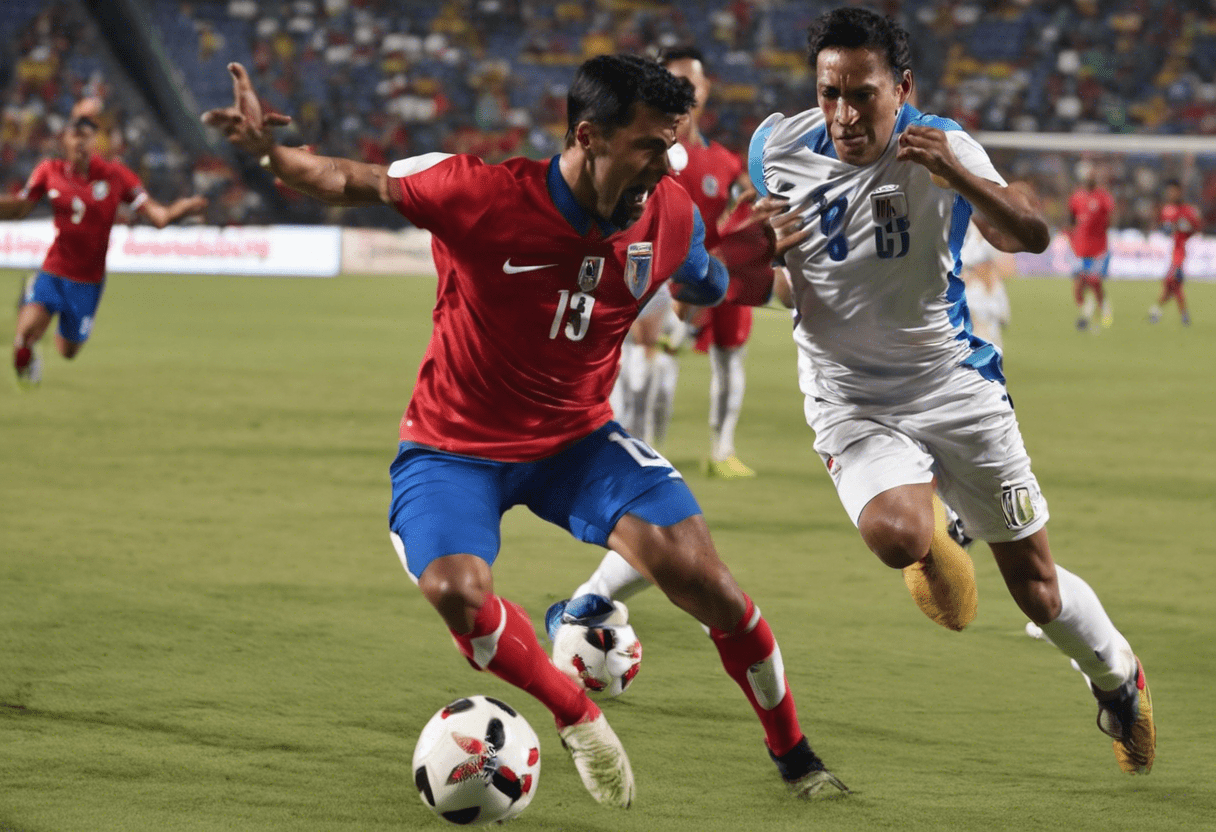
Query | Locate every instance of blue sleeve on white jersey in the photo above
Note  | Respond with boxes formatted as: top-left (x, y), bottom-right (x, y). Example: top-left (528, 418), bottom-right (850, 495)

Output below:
top-left (748, 114), bottom-right (783, 197)
top-left (670, 206), bottom-right (727, 306)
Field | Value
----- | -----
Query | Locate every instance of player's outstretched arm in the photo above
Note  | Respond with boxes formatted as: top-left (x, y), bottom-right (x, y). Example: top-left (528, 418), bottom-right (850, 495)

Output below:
top-left (202, 63), bottom-right (389, 207)
top-left (137, 195), bottom-right (209, 229)
top-left (0, 195), bottom-right (36, 221)
top-left (896, 126), bottom-right (1049, 253)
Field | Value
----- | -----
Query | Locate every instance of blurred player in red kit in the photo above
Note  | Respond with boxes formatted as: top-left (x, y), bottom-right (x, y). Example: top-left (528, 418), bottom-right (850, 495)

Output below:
top-left (204, 56), bottom-right (847, 807)
top-left (1066, 163), bottom-right (1115, 330)
top-left (1148, 179), bottom-right (1199, 325)
top-left (1, 99), bottom-right (207, 386)
top-left (663, 46), bottom-right (770, 478)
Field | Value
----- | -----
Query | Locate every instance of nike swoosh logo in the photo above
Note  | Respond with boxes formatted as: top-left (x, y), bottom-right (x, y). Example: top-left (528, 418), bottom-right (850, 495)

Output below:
top-left (503, 259), bottom-right (558, 274)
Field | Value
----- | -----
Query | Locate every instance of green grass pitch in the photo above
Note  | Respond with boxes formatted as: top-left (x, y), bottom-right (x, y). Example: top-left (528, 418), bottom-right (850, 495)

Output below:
top-left (2, 270), bottom-right (1214, 831)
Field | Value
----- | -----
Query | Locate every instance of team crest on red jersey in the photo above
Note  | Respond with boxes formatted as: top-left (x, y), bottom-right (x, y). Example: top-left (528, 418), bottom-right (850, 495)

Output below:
top-left (92, 180), bottom-right (110, 201)
top-left (578, 256), bottom-right (604, 292)
top-left (623, 242), bottom-right (653, 299)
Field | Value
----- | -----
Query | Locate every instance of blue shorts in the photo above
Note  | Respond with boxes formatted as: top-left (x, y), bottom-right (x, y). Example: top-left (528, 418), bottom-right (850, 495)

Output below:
top-left (25, 271), bottom-right (104, 343)
top-left (388, 421), bottom-right (702, 581)
top-left (1074, 254), bottom-right (1110, 279)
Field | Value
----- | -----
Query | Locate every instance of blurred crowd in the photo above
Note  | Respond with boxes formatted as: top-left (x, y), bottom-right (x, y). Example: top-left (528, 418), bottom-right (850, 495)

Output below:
top-left (2, 0), bottom-right (1214, 231)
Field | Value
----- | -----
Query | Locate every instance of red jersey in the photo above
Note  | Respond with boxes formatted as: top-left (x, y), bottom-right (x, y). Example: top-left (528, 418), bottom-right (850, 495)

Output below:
top-left (677, 136), bottom-right (773, 307)
top-left (389, 154), bottom-right (703, 461)
top-left (20, 155), bottom-right (146, 284)
top-left (1160, 202), bottom-right (1200, 267)
top-left (675, 137), bottom-right (742, 250)
top-left (1067, 186), bottom-right (1114, 258)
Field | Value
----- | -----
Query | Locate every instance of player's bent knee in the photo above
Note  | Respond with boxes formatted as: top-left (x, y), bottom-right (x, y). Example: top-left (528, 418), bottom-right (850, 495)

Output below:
top-left (860, 511), bottom-right (932, 569)
top-left (417, 554), bottom-right (493, 632)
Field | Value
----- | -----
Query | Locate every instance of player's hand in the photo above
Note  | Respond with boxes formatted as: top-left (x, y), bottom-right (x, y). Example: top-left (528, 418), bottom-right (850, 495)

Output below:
top-left (896, 125), bottom-right (960, 188)
top-left (201, 63), bottom-right (292, 157)
top-left (755, 195), bottom-right (812, 262)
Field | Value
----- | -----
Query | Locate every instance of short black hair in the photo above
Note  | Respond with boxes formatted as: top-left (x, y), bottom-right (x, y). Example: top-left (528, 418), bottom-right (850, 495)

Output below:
top-left (806, 8), bottom-right (912, 80)
top-left (1164, 178), bottom-right (1182, 189)
top-left (71, 115), bottom-right (99, 132)
top-left (657, 45), bottom-right (706, 68)
top-left (566, 54), bottom-right (696, 140)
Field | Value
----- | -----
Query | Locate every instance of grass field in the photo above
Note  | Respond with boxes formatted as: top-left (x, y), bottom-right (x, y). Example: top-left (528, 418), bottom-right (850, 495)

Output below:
top-left (2, 269), bottom-right (1215, 832)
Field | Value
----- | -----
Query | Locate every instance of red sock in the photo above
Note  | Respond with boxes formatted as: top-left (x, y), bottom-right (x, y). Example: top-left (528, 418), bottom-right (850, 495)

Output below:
top-left (450, 594), bottom-right (596, 729)
top-left (14, 345), bottom-right (31, 372)
top-left (710, 594), bottom-right (803, 757)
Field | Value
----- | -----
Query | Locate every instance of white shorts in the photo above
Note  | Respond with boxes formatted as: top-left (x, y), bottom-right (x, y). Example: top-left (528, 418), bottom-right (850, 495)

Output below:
top-left (805, 366), bottom-right (1049, 543)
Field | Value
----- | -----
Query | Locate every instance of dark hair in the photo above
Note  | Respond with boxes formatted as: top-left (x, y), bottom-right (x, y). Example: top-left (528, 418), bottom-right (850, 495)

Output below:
top-left (806, 8), bottom-right (912, 79)
top-left (566, 54), bottom-right (696, 140)
top-left (657, 44), bottom-right (706, 69)
top-left (1164, 178), bottom-right (1182, 189)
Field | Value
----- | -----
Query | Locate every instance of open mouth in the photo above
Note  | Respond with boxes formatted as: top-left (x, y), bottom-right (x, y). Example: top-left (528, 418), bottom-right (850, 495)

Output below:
top-left (622, 183), bottom-right (656, 214)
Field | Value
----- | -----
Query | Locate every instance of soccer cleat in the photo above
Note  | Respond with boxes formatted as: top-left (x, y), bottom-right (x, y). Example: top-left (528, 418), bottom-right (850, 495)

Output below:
top-left (1076, 316), bottom-right (1090, 331)
top-left (558, 712), bottom-right (636, 808)
top-left (902, 496), bottom-right (978, 631)
top-left (14, 346), bottom-right (42, 390)
top-left (706, 455), bottom-right (757, 479)
top-left (1181, 312), bottom-right (1191, 326)
top-left (769, 736), bottom-right (850, 798)
top-left (1100, 303), bottom-right (1114, 328)
top-left (545, 594), bottom-right (623, 641)
top-left (1094, 659), bottom-right (1155, 775)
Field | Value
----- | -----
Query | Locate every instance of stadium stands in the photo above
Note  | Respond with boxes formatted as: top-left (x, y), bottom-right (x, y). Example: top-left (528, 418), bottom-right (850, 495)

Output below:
top-left (1, 0), bottom-right (1213, 231)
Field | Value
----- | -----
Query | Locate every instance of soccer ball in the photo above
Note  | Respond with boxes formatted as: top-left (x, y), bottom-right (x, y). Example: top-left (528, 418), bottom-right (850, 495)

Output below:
top-left (551, 605), bottom-right (643, 700)
top-left (412, 695), bottom-right (541, 826)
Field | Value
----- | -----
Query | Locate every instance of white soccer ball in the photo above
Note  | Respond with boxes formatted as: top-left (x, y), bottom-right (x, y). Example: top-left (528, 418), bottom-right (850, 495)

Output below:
top-left (412, 695), bottom-right (541, 826)
top-left (551, 606), bottom-right (643, 700)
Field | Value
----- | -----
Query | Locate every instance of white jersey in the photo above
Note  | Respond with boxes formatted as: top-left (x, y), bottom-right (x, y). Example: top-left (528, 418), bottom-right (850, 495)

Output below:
top-left (749, 104), bottom-right (1006, 406)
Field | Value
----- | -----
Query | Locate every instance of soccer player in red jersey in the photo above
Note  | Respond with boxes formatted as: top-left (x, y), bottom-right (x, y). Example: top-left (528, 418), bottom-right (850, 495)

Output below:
top-left (1066, 164), bottom-right (1116, 330)
top-left (663, 46), bottom-right (766, 478)
top-left (1, 105), bottom-right (208, 387)
top-left (1148, 179), bottom-right (1199, 325)
top-left (204, 57), bottom-right (847, 806)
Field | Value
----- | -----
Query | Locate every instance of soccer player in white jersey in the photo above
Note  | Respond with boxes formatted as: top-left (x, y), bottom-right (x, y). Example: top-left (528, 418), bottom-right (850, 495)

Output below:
top-left (747, 7), bottom-right (1154, 776)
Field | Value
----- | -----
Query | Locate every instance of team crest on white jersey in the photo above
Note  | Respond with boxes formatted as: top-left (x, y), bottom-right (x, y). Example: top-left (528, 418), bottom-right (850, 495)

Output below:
top-left (91, 180), bottom-right (109, 201)
top-left (869, 186), bottom-right (907, 223)
top-left (870, 186), bottom-right (911, 259)
top-left (701, 175), bottom-right (719, 198)
top-left (578, 256), bottom-right (605, 292)
top-left (623, 242), bottom-right (653, 299)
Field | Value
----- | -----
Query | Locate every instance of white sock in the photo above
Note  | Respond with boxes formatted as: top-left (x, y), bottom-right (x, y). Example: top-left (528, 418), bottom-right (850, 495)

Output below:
top-left (1080, 295), bottom-right (1097, 320)
top-left (1039, 566), bottom-right (1136, 692)
top-left (573, 550), bottom-right (651, 602)
top-left (649, 351), bottom-right (679, 448)
top-left (709, 345), bottom-right (747, 461)
top-left (614, 343), bottom-right (651, 437)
